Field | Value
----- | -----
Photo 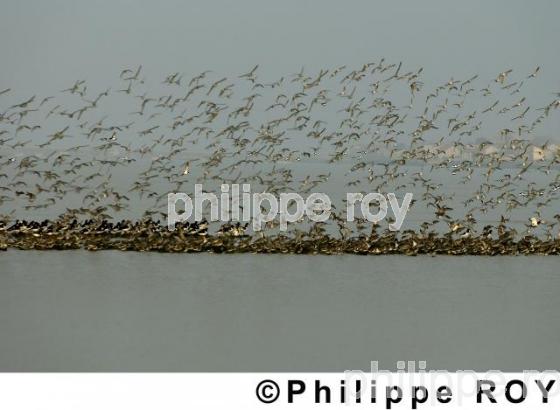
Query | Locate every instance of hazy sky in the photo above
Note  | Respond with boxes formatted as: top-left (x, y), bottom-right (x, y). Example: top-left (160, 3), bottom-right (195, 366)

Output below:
top-left (1, 0), bottom-right (559, 132)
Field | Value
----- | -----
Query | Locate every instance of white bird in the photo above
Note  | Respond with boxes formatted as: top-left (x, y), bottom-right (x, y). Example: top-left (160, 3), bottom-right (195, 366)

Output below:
top-left (530, 216), bottom-right (543, 227)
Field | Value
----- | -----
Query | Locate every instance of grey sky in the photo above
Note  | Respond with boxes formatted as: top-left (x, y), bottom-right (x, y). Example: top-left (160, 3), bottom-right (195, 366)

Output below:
top-left (1, 0), bottom-right (559, 133)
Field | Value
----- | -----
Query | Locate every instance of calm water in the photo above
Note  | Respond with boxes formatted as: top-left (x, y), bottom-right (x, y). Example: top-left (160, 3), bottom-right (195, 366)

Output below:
top-left (1, 251), bottom-right (559, 372)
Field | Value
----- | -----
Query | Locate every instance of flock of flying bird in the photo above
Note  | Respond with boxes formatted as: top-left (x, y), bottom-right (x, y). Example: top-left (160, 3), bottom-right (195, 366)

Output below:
top-left (1, 60), bottom-right (560, 253)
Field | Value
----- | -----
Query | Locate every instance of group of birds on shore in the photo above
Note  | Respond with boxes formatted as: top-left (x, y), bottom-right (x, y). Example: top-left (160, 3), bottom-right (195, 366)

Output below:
top-left (2, 217), bottom-right (559, 255)
top-left (1, 60), bottom-right (560, 254)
